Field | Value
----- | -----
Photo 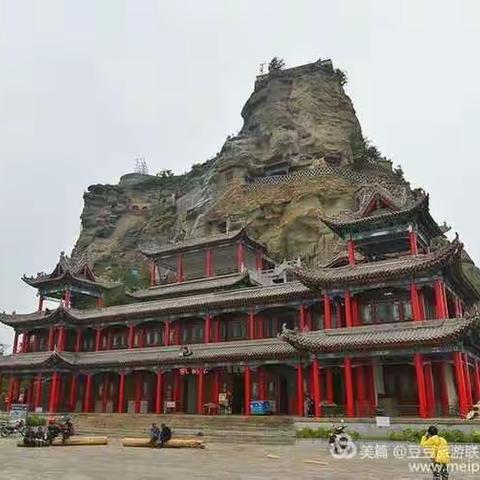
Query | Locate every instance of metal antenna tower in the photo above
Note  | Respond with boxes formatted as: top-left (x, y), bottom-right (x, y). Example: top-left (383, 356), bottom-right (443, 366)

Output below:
top-left (134, 157), bottom-right (149, 175)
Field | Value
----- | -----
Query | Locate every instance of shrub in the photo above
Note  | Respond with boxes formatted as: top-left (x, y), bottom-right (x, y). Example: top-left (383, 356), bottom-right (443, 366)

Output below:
top-left (296, 427), bottom-right (360, 440)
top-left (26, 415), bottom-right (46, 427)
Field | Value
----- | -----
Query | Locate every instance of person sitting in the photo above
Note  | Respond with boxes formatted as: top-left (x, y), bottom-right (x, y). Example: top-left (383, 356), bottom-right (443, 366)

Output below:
top-left (149, 423), bottom-right (161, 446)
top-left (158, 423), bottom-right (172, 447)
top-left (420, 425), bottom-right (450, 480)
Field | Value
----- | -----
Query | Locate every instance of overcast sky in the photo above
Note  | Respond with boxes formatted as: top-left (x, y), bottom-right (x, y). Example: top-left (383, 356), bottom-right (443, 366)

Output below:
top-left (0, 0), bottom-right (479, 348)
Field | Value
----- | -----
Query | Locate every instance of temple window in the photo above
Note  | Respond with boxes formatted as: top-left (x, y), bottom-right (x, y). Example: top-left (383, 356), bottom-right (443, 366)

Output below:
top-left (112, 332), bottom-right (128, 349)
top-left (222, 319), bottom-right (247, 341)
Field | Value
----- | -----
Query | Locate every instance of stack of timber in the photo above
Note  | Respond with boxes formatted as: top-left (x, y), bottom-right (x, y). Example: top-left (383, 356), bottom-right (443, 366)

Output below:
top-left (122, 437), bottom-right (205, 448)
top-left (18, 436), bottom-right (108, 447)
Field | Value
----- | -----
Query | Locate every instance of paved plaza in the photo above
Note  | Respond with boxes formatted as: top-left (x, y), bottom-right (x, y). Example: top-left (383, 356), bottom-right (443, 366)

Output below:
top-left (0, 437), bottom-right (476, 479)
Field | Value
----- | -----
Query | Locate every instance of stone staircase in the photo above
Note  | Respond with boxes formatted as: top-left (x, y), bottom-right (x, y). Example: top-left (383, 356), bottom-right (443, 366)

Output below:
top-left (73, 414), bottom-right (296, 445)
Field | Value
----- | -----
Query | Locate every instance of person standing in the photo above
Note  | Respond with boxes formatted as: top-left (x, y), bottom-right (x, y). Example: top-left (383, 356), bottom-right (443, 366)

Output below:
top-left (420, 426), bottom-right (450, 480)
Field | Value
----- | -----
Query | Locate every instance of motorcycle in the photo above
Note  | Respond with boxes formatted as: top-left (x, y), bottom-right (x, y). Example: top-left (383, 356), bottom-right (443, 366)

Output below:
top-left (328, 421), bottom-right (357, 458)
top-left (0, 419), bottom-right (26, 438)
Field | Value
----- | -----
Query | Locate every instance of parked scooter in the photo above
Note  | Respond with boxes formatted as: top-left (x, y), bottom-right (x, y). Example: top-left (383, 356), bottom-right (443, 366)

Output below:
top-left (0, 419), bottom-right (26, 438)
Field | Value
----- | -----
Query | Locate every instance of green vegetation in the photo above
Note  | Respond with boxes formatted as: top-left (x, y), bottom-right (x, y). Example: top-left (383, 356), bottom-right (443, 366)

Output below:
top-left (26, 415), bottom-right (46, 427)
top-left (389, 428), bottom-right (480, 443)
top-left (335, 68), bottom-right (348, 86)
top-left (296, 427), bottom-right (360, 441)
top-left (349, 133), bottom-right (386, 170)
top-left (268, 57), bottom-right (285, 72)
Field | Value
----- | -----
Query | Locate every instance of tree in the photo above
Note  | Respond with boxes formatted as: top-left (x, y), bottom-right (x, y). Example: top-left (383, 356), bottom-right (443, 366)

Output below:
top-left (335, 68), bottom-right (348, 86)
top-left (156, 169), bottom-right (174, 178)
top-left (268, 57), bottom-right (285, 72)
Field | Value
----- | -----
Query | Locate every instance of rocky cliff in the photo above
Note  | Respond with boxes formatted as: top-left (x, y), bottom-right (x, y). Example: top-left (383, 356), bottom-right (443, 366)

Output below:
top-left (71, 59), bottom-right (410, 299)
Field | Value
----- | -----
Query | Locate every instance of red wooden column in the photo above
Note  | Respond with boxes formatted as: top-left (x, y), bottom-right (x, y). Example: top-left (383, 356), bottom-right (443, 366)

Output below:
top-left (365, 361), bottom-right (377, 415)
top-left (75, 330), bottom-right (82, 353)
top-left (244, 366), bottom-right (251, 415)
top-left (69, 375), bottom-right (77, 412)
top-left (64, 289), bottom-right (71, 308)
top-left (424, 362), bottom-right (435, 417)
top-left (434, 279), bottom-right (448, 319)
top-left (134, 372), bottom-right (142, 414)
top-left (409, 230), bottom-right (419, 255)
top-left (95, 328), bottom-right (103, 351)
top-left (248, 309), bottom-right (255, 340)
top-left (255, 248), bottom-right (263, 271)
top-left (118, 373), bottom-right (126, 413)
top-left (344, 290), bottom-right (353, 328)
top-left (57, 326), bottom-right (66, 352)
top-left (453, 352), bottom-right (469, 417)
top-left (155, 371), bottom-right (163, 414)
top-left (38, 296), bottom-right (44, 312)
top-left (311, 359), bottom-right (321, 417)
top-left (128, 325), bottom-right (135, 348)
top-left (7, 376), bottom-right (15, 410)
top-left (205, 248), bottom-right (214, 277)
top-left (12, 331), bottom-right (18, 354)
top-left (299, 305), bottom-right (306, 331)
top-left (96, 296), bottom-right (104, 309)
top-left (34, 374), bottom-right (42, 410)
top-left (47, 327), bottom-right (55, 351)
top-left (437, 362), bottom-right (450, 416)
top-left (176, 254), bottom-right (184, 282)
top-left (414, 353), bottom-right (428, 418)
top-left (410, 283), bottom-right (422, 321)
top-left (347, 240), bottom-right (356, 265)
top-left (463, 355), bottom-right (473, 409)
top-left (212, 370), bottom-right (220, 405)
top-left (84, 374), bottom-right (93, 413)
top-left (149, 259), bottom-right (156, 286)
top-left (204, 315), bottom-right (211, 343)
top-left (48, 373), bottom-right (59, 413)
top-left (323, 294), bottom-right (332, 329)
top-left (197, 370), bottom-right (204, 414)
top-left (344, 357), bottom-right (355, 417)
top-left (22, 333), bottom-right (29, 353)
top-left (163, 322), bottom-right (170, 346)
top-left (236, 241), bottom-right (245, 271)
top-left (296, 365), bottom-right (304, 416)
top-left (475, 360), bottom-right (480, 403)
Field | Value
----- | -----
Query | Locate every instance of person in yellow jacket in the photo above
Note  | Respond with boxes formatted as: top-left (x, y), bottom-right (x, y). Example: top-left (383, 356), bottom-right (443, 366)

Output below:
top-left (420, 426), bottom-right (450, 480)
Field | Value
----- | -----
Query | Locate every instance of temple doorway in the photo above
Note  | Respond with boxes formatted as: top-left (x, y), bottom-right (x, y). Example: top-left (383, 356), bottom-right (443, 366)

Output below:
top-left (183, 375), bottom-right (198, 414)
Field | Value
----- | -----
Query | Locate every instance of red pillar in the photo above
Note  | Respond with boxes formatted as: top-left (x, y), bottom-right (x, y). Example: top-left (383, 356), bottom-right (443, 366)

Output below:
top-left (344, 290), bottom-right (353, 328)
top-left (344, 357), bottom-right (355, 417)
top-left (212, 370), bottom-right (220, 404)
top-left (7, 376), bottom-right (15, 410)
top-left (84, 374), bottom-right (92, 413)
top-left (365, 362), bottom-right (377, 415)
top-left (248, 310), bottom-right (255, 340)
top-left (326, 369), bottom-right (334, 403)
top-left (64, 289), bottom-right (71, 308)
top-left (437, 362), bottom-right (450, 416)
top-left (347, 240), bottom-right (356, 265)
top-left (255, 248), bottom-right (263, 271)
top-left (176, 254), bottom-right (184, 282)
top-left (244, 367), bottom-right (251, 415)
top-left (205, 248), bottom-right (214, 277)
top-left (149, 259), bottom-right (156, 286)
top-left (324, 294), bottom-right (332, 329)
top-left (453, 352), bottom-right (469, 417)
top-left (204, 315), bottom-right (211, 343)
top-left (197, 370), bottom-right (204, 414)
top-left (155, 371), bottom-right (163, 414)
top-left (409, 230), bottom-right (419, 255)
top-left (414, 353), bottom-right (428, 418)
top-left (38, 296), bottom-right (44, 312)
top-left (411, 283), bottom-right (422, 321)
top-left (163, 322), bottom-right (170, 346)
top-left (135, 372), bottom-right (142, 414)
top-left (299, 305), bottom-right (306, 331)
top-left (57, 327), bottom-right (65, 352)
top-left (236, 241), bottom-right (245, 271)
top-left (96, 296), bottom-right (104, 309)
top-left (463, 355), bottom-right (473, 409)
top-left (12, 332), bottom-right (18, 354)
top-left (434, 279), bottom-right (447, 319)
top-left (311, 359), bottom-right (321, 417)
top-left (95, 328), bottom-right (102, 351)
top-left (75, 330), bottom-right (82, 352)
top-left (424, 362), bottom-right (435, 417)
top-left (47, 327), bottom-right (55, 351)
top-left (296, 365), bottom-right (304, 416)
top-left (475, 360), bottom-right (480, 404)
top-left (128, 325), bottom-right (135, 348)
top-left (118, 373), bottom-right (126, 413)
top-left (48, 373), bottom-right (59, 412)
top-left (22, 333), bottom-right (29, 353)
top-left (69, 375), bottom-right (77, 412)
top-left (34, 374), bottom-right (42, 410)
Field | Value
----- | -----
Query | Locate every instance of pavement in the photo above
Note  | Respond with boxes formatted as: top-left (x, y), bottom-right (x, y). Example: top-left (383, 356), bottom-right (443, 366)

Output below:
top-left (0, 437), bottom-right (475, 479)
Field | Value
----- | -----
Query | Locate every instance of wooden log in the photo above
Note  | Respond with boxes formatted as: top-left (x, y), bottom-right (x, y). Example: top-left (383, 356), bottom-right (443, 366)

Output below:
top-left (18, 436), bottom-right (108, 447)
top-left (122, 437), bottom-right (205, 449)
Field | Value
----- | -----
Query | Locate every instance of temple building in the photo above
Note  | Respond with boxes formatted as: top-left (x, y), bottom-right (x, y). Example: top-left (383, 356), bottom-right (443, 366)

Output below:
top-left (0, 188), bottom-right (479, 419)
